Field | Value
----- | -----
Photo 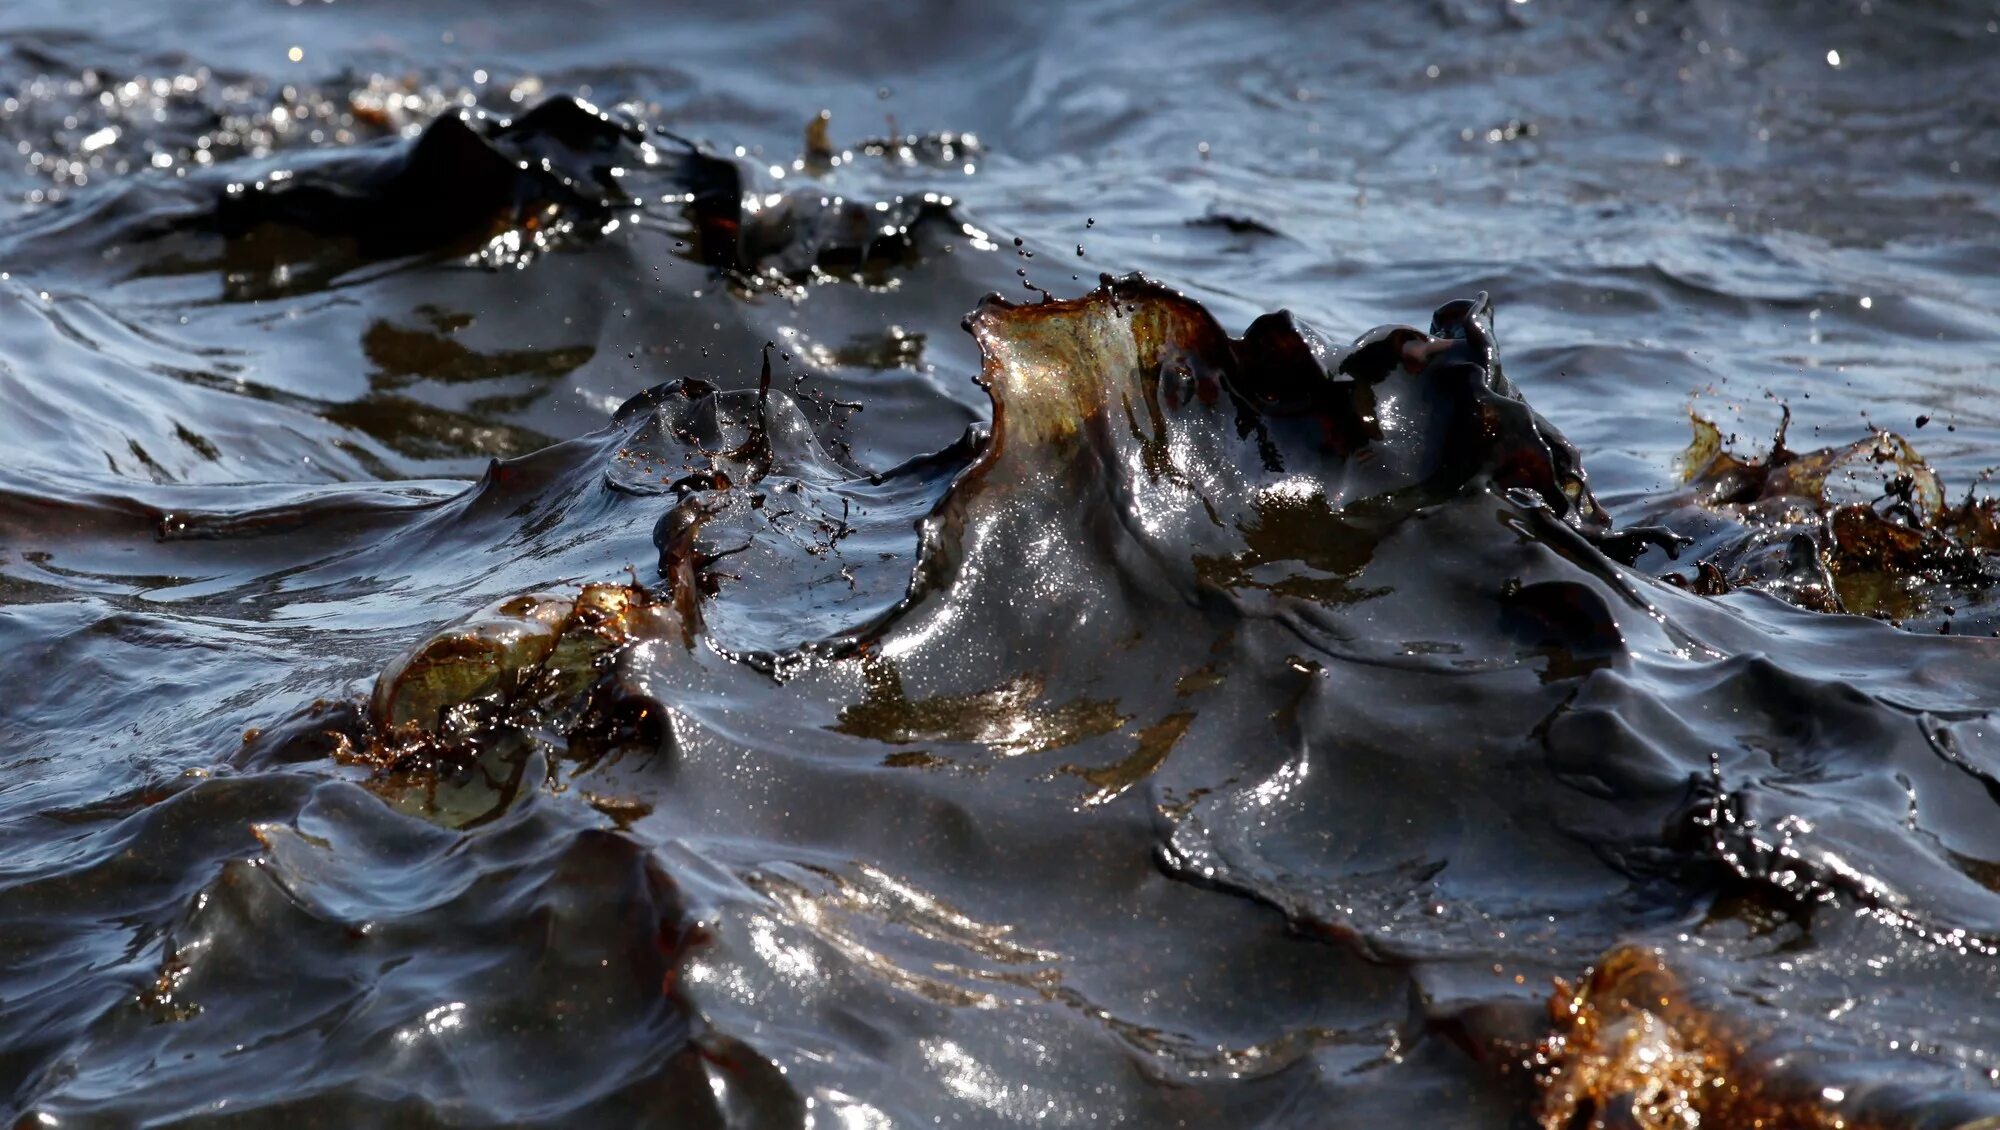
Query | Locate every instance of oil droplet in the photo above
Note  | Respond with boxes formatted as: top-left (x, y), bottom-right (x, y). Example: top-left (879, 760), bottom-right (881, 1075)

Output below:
top-left (287, 46), bottom-right (303, 63)
top-left (1826, 49), bottom-right (1842, 66)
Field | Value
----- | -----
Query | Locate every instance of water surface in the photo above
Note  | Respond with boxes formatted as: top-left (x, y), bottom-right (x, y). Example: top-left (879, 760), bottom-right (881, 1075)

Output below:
top-left (3, 2), bottom-right (2000, 1126)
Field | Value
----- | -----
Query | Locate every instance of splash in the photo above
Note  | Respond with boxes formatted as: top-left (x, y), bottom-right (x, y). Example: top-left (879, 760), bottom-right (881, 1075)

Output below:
top-left (1667, 410), bottom-right (2000, 627)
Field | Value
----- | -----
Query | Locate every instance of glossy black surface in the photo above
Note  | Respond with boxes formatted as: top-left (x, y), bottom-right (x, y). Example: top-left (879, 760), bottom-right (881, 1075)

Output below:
top-left (3, 2), bottom-right (1999, 1126)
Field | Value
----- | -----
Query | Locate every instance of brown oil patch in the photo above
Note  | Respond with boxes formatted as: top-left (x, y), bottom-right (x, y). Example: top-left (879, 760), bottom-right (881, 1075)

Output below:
top-left (342, 581), bottom-right (687, 827)
top-left (881, 750), bottom-right (947, 769)
top-left (1535, 945), bottom-right (1971, 1130)
top-left (580, 791), bottom-right (654, 828)
top-left (964, 279), bottom-right (1233, 452)
top-left (1061, 711), bottom-right (1194, 806)
top-left (833, 657), bottom-right (1128, 757)
top-left (1672, 411), bottom-right (2000, 620)
top-left (362, 313), bottom-right (595, 388)
top-left (1174, 664), bottom-right (1224, 697)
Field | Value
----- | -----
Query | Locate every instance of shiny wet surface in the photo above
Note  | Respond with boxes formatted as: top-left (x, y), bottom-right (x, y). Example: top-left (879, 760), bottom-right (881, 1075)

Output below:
top-left (3, 2), bottom-right (2000, 1126)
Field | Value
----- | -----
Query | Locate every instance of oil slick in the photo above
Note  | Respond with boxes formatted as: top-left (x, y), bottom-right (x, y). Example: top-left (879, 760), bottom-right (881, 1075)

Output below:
top-left (1660, 411), bottom-right (2000, 629)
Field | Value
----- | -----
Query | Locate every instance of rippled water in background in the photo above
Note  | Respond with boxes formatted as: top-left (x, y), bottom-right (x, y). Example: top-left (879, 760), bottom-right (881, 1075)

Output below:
top-left (3, 1), bottom-right (2000, 1125)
